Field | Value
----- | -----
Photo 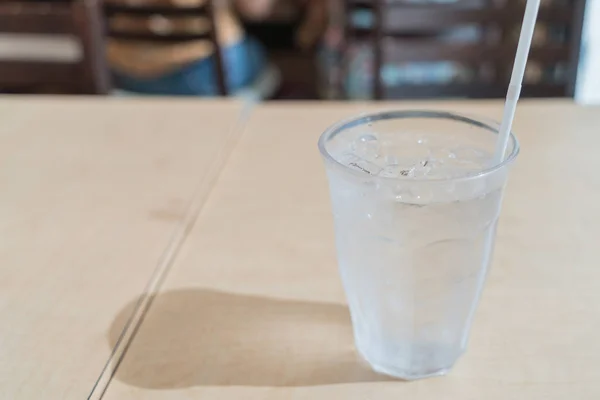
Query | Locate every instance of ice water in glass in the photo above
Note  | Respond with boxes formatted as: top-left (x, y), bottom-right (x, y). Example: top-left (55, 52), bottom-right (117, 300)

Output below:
top-left (319, 111), bottom-right (519, 379)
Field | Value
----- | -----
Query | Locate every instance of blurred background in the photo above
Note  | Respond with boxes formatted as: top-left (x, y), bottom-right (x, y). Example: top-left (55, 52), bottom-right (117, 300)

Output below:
top-left (0, 0), bottom-right (596, 103)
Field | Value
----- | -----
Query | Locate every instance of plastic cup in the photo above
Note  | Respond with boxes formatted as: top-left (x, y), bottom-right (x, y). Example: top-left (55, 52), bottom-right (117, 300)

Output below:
top-left (319, 110), bottom-right (519, 379)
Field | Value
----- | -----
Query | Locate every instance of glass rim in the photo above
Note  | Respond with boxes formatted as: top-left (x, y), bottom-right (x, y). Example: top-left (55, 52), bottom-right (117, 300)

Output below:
top-left (318, 109), bottom-right (520, 183)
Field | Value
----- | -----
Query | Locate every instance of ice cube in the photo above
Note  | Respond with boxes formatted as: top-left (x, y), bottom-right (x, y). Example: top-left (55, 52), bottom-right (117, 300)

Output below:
top-left (451, 147), bottom-right (489, 162)
top-left (411, 164), bottom-right (433, 179)
top-left (450, 147), bottom-right (490, 170)
top-left (356, 133), bottom-right (380, 161)
top-left (379, 165), bottom-right (401, 178)
top-left (428, 147), bottom-right (454, 161)
top-left (384, 154), bottom-right (398, 166)
top-left (338, 152), bottom-right (382, 175)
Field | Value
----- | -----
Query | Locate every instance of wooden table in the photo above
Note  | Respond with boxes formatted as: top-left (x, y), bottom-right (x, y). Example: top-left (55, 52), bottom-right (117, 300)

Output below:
top-left (100, 100), bottom-right (600, 399)
top-left (0, 98), bottom-right (245, 399)
top-left (3, 99), bottom-right (599, 399)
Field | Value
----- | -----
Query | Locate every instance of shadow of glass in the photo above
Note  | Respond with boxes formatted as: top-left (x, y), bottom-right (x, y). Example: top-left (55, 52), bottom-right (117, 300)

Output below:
top-left (108, 288), bottom-right (392, 388)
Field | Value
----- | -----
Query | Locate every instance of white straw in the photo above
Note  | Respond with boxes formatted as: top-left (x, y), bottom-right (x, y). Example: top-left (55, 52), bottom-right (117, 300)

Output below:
top-left (493, 0), bottom-right (541, 163)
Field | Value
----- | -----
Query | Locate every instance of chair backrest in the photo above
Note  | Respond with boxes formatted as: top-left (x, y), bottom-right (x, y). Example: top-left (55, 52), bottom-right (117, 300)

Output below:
top-left (340, 0), bottom-right (585, 100)
top-left (104, 0), bottom-right (227, 95)
top-left (0, 0), bottom-right (110, 94)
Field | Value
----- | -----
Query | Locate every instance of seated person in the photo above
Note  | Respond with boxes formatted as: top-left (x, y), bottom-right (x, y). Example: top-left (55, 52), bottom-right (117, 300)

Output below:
top-left (107, 0), bottom-right (275, 95)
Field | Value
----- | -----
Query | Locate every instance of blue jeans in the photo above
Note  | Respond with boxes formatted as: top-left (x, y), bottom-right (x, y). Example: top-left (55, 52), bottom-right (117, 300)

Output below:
top-left (113, 38), bottom-right (266, 96)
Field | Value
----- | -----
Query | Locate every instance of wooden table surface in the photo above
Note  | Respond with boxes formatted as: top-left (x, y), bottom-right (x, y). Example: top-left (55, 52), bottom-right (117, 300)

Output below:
top-left (0, 98), bottom-right (245, 399)
top-left (2, 99), bottom-right (599, 399)
top-left (100, 99), bottom-right (600, 400)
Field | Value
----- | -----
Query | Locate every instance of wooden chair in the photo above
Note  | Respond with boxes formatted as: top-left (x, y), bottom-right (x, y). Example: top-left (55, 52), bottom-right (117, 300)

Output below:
top-left (104, 0), bottom-right (228, 96)
top-left (0, 0), bottom-right (110, 94)
top-left (340, 0), bottom-right (586, 100)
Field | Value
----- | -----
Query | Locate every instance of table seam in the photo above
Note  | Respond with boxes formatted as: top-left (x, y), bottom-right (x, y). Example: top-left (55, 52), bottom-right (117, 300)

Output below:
top-left (86, 100), bottom-right (255, 400)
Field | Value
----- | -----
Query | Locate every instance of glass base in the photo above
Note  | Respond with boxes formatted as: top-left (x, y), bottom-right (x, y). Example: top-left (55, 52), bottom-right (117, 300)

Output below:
top-left (356, 340), bottom-right (464, 381)
top-left (369, 360), bottom-right (451, 381)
